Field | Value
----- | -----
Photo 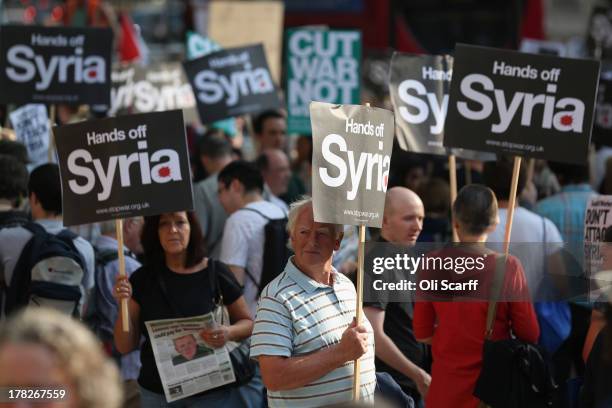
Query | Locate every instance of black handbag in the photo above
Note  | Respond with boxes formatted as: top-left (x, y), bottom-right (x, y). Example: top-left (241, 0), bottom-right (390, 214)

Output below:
top-left (473, 254), bottom-right (557, 408)
top-left (207, 259), bottom-right (256, 386)
top-left (156, 260), bottom-right (256, 387)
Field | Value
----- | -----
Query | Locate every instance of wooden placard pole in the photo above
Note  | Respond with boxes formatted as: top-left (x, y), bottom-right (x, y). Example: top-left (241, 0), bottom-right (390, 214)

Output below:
top-left (526, 158), bottom-right (535, 185)
top-left (464, 160), bottom-right (472, 186)
top-left (449, 155), bottom-right (459, 243)
top-left (115, 219), bottom-right (130, 332)
top-left (503, 157), bottom-right (522, 256)
top-left (353, 102), bottom-right (372, 400)
top-left (352, 224), bottom-right (367, 400)
top-left (48, 105), bottom-right (56, 162)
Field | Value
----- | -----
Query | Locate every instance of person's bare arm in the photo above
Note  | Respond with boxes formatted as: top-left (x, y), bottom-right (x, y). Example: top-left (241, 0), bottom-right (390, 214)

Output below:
top-left (112, 276), bottom-right (141, 354)
top-left (364, 306), bottom-right (431, 397)
top-left (258, 319), bottom-right (368, 391)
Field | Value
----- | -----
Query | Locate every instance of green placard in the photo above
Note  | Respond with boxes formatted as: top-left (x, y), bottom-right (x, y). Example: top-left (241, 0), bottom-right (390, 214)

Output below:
top-left (285, 28), bottom-right (362, 134)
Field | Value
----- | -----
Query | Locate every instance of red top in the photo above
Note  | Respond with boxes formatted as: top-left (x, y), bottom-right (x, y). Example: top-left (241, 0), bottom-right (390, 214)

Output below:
top-left (413, 249), bottom-right (539, 408)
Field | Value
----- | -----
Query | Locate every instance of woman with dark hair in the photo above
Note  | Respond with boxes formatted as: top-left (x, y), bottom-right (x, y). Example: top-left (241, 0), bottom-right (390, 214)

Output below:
top-left (413, 185), bottom-right (539, 408)
top-left (113, 211), bottom-right (257, 407)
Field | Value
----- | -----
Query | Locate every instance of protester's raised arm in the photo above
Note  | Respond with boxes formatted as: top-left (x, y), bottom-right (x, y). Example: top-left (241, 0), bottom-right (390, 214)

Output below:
top-left (112, 276), bottom-right (141, 353)
top-left (113, 298), bottom-right (141, 353)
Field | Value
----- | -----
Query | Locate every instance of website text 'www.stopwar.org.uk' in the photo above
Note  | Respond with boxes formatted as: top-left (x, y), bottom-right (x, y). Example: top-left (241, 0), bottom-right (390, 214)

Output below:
top-left (485, 139), bottom-right (544, 153)
top-left (96, 202), bottom-right (151, 215)
top-left (344, 209), bottom-right (379, 219)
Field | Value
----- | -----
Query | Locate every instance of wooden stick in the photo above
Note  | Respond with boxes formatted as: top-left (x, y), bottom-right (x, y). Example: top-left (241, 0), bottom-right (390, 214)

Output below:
top-left (465, 161), bottom-right (472, 186)
top-left (353, 101), bottom-right (372, 400)
top-left (48, 105), bottom-right (56, 163)
top-left (352, 224), bottom-right (366, 400)
top-left (115, 219), bottom-right (130, 332)
top-left (526, 158), bottom-right (535, 185)
top-left (449, 155), bottom-right (458, 243)
top-left (503, 157), bottom-right (522, 256)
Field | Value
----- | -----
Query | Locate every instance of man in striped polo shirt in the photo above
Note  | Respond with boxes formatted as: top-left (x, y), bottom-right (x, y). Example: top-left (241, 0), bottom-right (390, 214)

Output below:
top-left (250, 197), bottom-right (376, 407)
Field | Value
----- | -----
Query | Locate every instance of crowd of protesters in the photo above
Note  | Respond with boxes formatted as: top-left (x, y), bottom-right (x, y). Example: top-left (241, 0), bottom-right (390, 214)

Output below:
top-left (0, 107), bottom-right (611, 408)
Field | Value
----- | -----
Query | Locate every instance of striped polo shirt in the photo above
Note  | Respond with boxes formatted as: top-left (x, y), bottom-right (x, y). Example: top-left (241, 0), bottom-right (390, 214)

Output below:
top-left (250, 258), bottom-right (376, 407)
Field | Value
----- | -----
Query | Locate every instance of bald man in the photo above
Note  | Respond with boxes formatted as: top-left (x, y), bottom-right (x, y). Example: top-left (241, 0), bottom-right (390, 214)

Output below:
top-left (364, 187), bottom-right (430, 403)
top-left (381, 187), bottom-right (425, 245)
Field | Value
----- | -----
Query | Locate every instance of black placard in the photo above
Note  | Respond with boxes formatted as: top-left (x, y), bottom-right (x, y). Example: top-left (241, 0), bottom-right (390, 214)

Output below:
top-left (0, 25), bottom-right (112, 105)
top-left (444, 44), bottom-right (600, 164)
top-left (54, 110), bottom-right (193, 226)
top-left (183, 44), bottom-right (281, 124)
top-left (389, 53), bottom-right (452, 156)
top-left (593, 63), bottom-right (612, 145)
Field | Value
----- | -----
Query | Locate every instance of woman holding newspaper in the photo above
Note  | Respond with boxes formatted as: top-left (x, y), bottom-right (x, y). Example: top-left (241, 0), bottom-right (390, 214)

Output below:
top-left (113, 211), bottom-right (261, 407)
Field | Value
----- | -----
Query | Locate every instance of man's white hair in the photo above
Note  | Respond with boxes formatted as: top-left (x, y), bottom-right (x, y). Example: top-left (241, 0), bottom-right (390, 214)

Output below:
top-left (286, 196), bottom-right (343, 237)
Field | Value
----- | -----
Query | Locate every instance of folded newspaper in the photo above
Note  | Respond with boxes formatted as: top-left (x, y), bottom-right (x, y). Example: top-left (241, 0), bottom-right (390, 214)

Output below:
top-left (145, 313), bottom-right (236, 402)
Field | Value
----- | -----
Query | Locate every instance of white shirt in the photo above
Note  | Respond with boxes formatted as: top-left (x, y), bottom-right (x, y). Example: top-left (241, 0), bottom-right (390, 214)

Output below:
top-left (487, 207), bottom-right (563, 298)
top-left (219, 200), bottom-right (285, 316)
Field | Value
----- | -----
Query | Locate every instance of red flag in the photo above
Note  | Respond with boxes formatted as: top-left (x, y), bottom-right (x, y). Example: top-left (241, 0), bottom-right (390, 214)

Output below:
top-left (118, 12), bottom-right (140, 63)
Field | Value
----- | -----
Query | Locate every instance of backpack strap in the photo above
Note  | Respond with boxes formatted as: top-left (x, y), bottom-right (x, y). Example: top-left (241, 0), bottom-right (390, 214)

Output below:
top-left (94, 247), bottom-right (130, 266)
top-left (236, 207), bottom-right (270, 290)
top-left (20, 221), bottom-right (46, 236)
top-left (21, 223), bottom-right (83, 265)
top-left (239, 206), bottom-right (271, 221)
top-left (97, 250), bottom-right (120, 265)
top-left (485, 254), bottom-right (508, 339)
top-left (57, 228), bottom-right (78, 241)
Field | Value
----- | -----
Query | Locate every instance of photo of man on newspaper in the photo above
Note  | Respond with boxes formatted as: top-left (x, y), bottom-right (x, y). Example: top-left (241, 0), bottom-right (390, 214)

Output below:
top-left (145, 313), bottom-right (236, 402)
top-left (172, 333), bottom-right (214, 366)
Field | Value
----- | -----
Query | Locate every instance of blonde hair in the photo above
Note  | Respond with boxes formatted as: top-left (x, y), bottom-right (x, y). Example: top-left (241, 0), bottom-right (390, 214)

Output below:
top-left (0, 308), bottom-right (123, 408)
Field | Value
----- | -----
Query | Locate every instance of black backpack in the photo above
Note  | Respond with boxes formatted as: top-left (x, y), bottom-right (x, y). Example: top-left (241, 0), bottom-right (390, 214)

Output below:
top-left (0, 210), bottom-right (30, 309)
top-left (4, 222), bottom-right (85, 317)
top-left (240, 207), bottom-right (291, 295)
